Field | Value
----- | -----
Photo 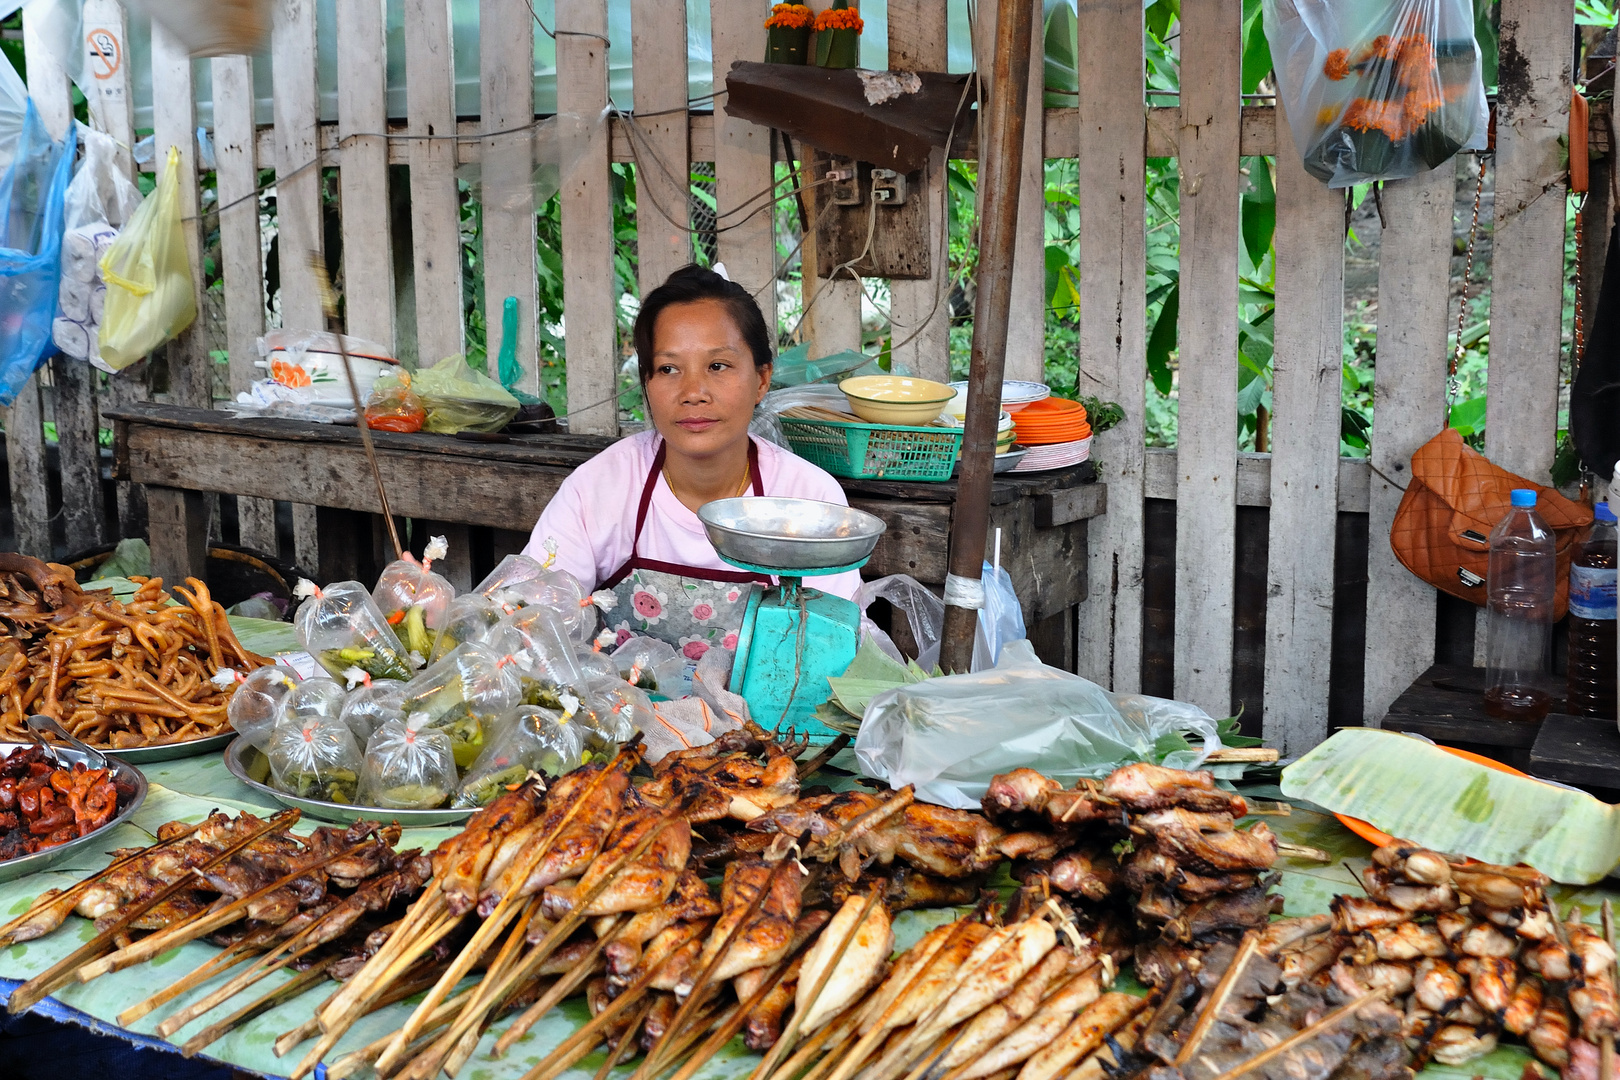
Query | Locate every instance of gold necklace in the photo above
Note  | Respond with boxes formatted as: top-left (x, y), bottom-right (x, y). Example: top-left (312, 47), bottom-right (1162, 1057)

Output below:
top-left (663, 463), bottom-right (751, 505)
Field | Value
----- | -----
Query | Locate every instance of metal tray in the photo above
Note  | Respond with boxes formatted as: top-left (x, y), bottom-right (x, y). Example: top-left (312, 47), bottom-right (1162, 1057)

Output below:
top-left (224, 737), bottom-right (475, 827)
top-left (99, 730), bottom-right (238, 764)
top-left (0, 741), bottom-right (149, 884)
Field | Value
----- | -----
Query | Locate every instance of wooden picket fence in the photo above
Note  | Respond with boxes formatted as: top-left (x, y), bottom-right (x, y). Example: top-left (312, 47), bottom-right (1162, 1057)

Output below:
top-left (0, 0), bottom-right (1582, 755)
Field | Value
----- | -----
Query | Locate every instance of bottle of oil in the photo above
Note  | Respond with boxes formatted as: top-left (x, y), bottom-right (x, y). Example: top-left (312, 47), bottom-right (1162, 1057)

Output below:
top-left (1483, 490), bottom-right (1555, 722)
top-left (1567, 501), bottom-right (1617, 719)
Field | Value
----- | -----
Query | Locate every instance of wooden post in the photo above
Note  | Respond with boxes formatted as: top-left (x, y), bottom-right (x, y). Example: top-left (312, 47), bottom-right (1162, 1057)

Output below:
top-left (404, 0), bottom-right (467, 367)
top-left (939, 0), bottom-right (1035, 674)
top-left (1074, 0), bottom-right (1147, 692)
top-left (481, 0), bottom-right (538, 397)
top-left (711, 0), bottom-right (779, 333)
top-left (1172, 0), bottom-right (1242, 718)
top-left (1264, 124), bottom-right (1344, 754)
top-left (150, 21), bottom-right (211, 412)
top-left (337, 0), bottom-right (396, 351)
top-left (631, 0), bottom-right (693, 298)
top-left (147, 486), bottom-right (209, 588)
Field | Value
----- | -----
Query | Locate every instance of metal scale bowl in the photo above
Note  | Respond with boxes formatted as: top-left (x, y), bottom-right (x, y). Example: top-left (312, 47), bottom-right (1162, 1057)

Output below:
top-left (697, 498), bottom-right (886, 740)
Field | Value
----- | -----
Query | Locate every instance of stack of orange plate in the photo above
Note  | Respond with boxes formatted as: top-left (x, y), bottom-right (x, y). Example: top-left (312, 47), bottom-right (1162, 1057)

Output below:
top-left (1011, 397), bottom-right (1091, 445)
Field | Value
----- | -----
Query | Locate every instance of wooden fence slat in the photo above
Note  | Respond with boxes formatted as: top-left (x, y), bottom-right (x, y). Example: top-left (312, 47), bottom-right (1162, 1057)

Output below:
top-left (480, 0), bottom-right (537, 395)
top-left (1074, 0), bottom-right (1146, 693)
top-left (1003, 0), bottom-right (1049, 383)
top-left (630, 0), bottom-right (693, 298)
top-left (1172, 0), bottom-right (1242, 718)
top-left (801, 1), bottom-right (862, 359)
top-left (1363, 164), bottom-right (1455, 723)
top-left (711, 0), bottom-right (779, 332)
top-left (150, 21), bottom-right (211, 412)
top-left (24, 14), bottom-right (104, 554)
top-left (886, 0), bottom-right (951, 382)
top-left (337, 0), bottom-right (396, 350)
top-left (213, 53), bottom-right (277, 554)
top-left (557, 0), bottom-right (618, 436)
top-left (272, 0), bottom-right (325, 333)
top-left (2, 383), bottom-right (49, 555)
top-left (1485, 0), bottom-right (1573, 483)
top-left (404, 0), bottom-right (466, 367)
top-left (1263, 136), bottom-right (1345, 754)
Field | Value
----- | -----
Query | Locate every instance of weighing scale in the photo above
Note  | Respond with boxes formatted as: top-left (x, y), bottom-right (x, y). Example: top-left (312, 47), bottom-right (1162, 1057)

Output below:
top-left (697, 498), bottom-right (888, 741)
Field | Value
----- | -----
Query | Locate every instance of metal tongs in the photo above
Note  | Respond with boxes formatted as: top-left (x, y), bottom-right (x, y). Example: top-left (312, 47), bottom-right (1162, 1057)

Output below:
top-left (25, 714), bottom-right (111, 769)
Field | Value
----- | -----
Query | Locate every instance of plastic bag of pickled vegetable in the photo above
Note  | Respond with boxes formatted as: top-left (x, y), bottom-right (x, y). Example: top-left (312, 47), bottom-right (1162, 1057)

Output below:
top-left (372, 536), bottom-right (456, 659)
top-left (267, 714), bottom-right (363, 804)
top-left (475, 553), bottom-right (611, 644)
top-left (399, 641), bottom-right (524, 769)
top-left (277, 676), bottom-right (348, 729)
top-left (294, 579), bottom-right (417, 681)
top-left (455, 705), bottom-right (585, 807)
top-left (581, 675), bottom-right (655, 758)
top-left (428, 593), bottom-right (506, 663)
top-left (576, 649), bottom-right (619, 684)
top-left (494, 608), bottom-right (592, 710)
top-left (611, 636), bottom-right (685, 695)
top-left (227, 664), bottom-right (301, 750)
top-left (339, 678), bottom-right (406, 744)
top-left (360, 718), bottom-right (458, 810)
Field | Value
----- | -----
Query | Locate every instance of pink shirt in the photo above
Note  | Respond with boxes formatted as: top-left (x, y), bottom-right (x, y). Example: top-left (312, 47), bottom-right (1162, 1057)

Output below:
top-left (523, 431), bottom-right (864, 600)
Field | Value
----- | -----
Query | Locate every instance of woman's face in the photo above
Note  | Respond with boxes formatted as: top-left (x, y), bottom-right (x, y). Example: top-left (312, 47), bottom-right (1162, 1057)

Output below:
top-left (644, 299), bottom-right (770, 460)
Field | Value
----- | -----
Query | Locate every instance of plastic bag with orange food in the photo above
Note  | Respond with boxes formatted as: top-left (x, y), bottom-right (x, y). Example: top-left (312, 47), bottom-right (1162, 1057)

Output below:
top-left (1262, 0), bottom-right (1486, 187)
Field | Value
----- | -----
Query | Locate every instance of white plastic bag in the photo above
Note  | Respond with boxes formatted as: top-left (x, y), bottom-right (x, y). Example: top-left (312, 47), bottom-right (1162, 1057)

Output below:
top-left (854, 641), bottom-right (1220, 809)
top-left (855, 570), bottom-right (1022, 672)
top-left (975, 561), bottom-right (1026, 670)
top-left (1262, 0), bottom-right (1487, 187)
top-left (294, 579), bottom-right (417, 681)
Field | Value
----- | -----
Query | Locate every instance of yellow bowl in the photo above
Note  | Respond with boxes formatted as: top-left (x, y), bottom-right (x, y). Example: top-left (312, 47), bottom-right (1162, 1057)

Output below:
top-left (839, 375), bottom-right (955, 426)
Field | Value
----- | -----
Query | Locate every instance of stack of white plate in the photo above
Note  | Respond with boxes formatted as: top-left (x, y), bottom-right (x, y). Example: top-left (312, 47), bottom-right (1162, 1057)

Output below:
top-left (1011, 436), bottom-right (1091, 472)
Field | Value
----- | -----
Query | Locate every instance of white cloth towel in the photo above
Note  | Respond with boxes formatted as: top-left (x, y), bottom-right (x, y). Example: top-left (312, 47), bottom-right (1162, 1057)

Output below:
top-left (58, 276), bottom-right (91, 321)
top-left (53, 317), bottom-right (90, 361)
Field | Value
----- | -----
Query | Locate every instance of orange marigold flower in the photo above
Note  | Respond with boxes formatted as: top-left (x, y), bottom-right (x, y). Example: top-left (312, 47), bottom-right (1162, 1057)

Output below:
top-left (765, 3), bottom-right (813, 29)
top-left (1393, 34), bottom-right (1436, 87)
top-left (814, 7), bottom-right (864, 32)
top-left (1316, 104), bottom-right (1341, 127)
top-left (1323, 48), bottom-right (1351, 81)
top-left (1356, 34), bottom-right (1395, 65)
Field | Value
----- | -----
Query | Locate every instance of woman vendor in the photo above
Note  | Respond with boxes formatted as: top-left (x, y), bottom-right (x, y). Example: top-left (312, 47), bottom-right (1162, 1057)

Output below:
top-left (524, 265), bottom-right (862, 657)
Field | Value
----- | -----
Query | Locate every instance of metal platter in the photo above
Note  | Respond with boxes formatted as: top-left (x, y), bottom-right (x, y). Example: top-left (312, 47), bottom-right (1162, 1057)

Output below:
top-left (0, 741), bottom-right (149, 884)
top-left (697, 497), bottom-right (886, 571)
top-left (99, 730), bottom-right (238, 765)
top-left (223, 737), bottom-right (475, 827)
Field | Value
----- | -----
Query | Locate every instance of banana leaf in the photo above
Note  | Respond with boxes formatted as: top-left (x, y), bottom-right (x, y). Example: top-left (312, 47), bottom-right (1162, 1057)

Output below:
top-left (1281, 728), bottom-right (1620, 884)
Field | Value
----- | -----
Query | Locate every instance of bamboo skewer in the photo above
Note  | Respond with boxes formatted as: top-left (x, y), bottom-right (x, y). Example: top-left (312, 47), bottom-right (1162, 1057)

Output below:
top-left (276, 964), bottom-right (445, 1058)
top-left (1203, 989), bottom-right (1391, 1080)
top-left (662, 957), bottom-right (798, 1080)
top-left (594, 999), bottom-right (655, 1080)
top-left (1175, 930), bottom-right (1259, 1066)
top-left (325, 983), bottom-right (478, 1079)
top-left (488, 916), bottom-right (628, 1056)
top-left (156, 930), bottom-right (331, 1038)
top-left (118, 935), bottom-right (265, 1026)
top-left (513, 959), bottom-right (674, 1080)
top-left (8, 809), bottom-right (300, 1014)
top-left (752, 1010), bottom-right (858, 1080)
top-left (178, 956), bottom-right (337, 1057)
top-left (643, 1000), bottom-right (731, 1080)
top-left (318, 876), bottom-right (444, 1028)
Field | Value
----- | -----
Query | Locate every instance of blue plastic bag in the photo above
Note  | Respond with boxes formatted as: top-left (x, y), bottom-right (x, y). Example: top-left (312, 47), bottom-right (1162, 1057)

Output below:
top-left (0, 100), bottom-right (74, 407)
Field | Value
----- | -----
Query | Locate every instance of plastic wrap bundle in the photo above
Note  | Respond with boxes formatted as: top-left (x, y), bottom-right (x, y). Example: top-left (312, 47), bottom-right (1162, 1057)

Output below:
top-left (295, 579), bottom-right (417, 681)
top-left (494, 609), bottom-right (592, 710)
top-left (54, 125), bottom-right (135, 372)
top-left (455, 706), bottom-right (585, 807)
top-left (581, 675), bottom-right (655, 757)
top-left (266, 714), bottom-right (363, 804)
top-left (338, 679), bottom-right (406, 744)
top-left (277, 677), bottom-right (347, 729)
top-left (428, 594), bottom-right (506, 663)
top-left (399, 641), bottom-right (524, 768)
top-left (611, 636), bottom-right (686, 695)
top-left (360, 719), bottom-right (458, 810)
top-left (372, 537), bottom-right (456, 659)
top-left (227, 665), bottom-right (300, 750)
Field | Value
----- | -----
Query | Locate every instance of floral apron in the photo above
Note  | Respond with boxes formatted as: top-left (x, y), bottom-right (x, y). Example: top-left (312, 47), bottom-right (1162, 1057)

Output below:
top-left (602, 440), bottom-right (771, 664)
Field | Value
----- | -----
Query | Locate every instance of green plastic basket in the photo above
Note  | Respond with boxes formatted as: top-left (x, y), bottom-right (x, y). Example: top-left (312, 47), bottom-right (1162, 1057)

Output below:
top-left (779, 416), bottom-right (963, 481)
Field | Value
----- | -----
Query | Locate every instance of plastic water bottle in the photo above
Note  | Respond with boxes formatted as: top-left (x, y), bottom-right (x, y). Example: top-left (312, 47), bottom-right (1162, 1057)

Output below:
top-left (1483, 489), bottom-right (1555, 722)
top-left (1567, 501), bottom-right (1618, 719)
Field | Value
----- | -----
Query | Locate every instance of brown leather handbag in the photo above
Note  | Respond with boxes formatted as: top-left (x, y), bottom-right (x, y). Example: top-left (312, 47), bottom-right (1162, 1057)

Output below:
top-left (1390, 427), bottom-right (1592, 619)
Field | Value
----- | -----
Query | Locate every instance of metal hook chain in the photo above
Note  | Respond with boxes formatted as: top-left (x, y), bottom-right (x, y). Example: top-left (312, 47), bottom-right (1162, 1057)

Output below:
top-left (1448, 152), bottom-right (1490, 425)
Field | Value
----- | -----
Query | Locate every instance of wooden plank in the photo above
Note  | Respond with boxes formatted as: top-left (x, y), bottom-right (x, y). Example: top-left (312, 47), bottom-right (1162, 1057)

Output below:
top-left (801, 145), bottom-right (863, 359)
top-left (1073, 0), bottom-right (1147, 692)
top-left (1035, 483), bottom-right (1107, 528)
top-left (887, 0), bottom-right (951, 382)
top-left (1485, 0), bottom-right (1574, 483)
top-left (1263, 138), bottom-right (1345, 755)
top-left (480, 0), bottom-right (537, 395)
top-left (1363, 165), bottom-right (1455, 722)
top-left (1171, 0), bottom-right (1242, 717)
top-left (710, 0), bottom-right (778, 332)
top-left (150, 21), bottom-right (211, 410)
top-left (147, 486), bottom-right (210, 589)
top-left (403, 0), bottom-right (465, 366)
top-left (2, 384), bottom-right (50, 556)
top-left (557, 0), bottom-right (618, 435)
top-left (1005, 0), bottom-right (1049, 383)
top-left (272, 0), bottom-right (325, 333)
top-left (630, 0), bottom-right (693, 297)
top-left (24, 15), bottom-right (105, 553)
top-left (1528, 713), bottom-right (1620, 790)
top-left (212, 54), bottom-right (277, 554)
top-left (1143, 448), bottom-right (1370, 511)
top-left (82, 0), bottom-right (136, 177)
top-left (337, 0), bottom-right (396, 349)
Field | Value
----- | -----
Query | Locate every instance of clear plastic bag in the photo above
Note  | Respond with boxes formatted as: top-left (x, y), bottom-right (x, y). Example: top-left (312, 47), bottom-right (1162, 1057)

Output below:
top-left (399, 641), bottom-right (525, 769)
top-left (339, 679), bottom-right (407, 745)
top-left (576, 650), bottom-right (619, 683)
top-left (856, 571), bottom-right (1024, 673)
top-left (853, 640), bottom-right (1220, 809)
top-left (364, 370), bottom-right (426, 433)
top-left (97, 145), bottom-right (197, 370)
top-left (0, 101), bottom-right (75, 406)
top-left (477, 557), bottom-right (605, 645)
top-left (428, 594), bottom-right (507, 663)
top-left (360, 719), bottom-right (458, 810)
top-left (494, 609), bottom-right (592, 711)
top-left (373, 539), bottom-right (456, 660)
top-left (611, 636), bottom-right (684, 694)
top-left (266, 714), bottom-right (363, 804)
top-left (226, 664), bottom-right (300, 751)
top-left (455, 705), bottom-right (585, 807)
top-left (1262, 0), bottom-right (1487, 187)
top-left (277, 676), bottom-right (348, 729)
top-left (581, 675), bottom-right (654, 757)
top-left (975, 561), bottom-right (1026, 670)
top-left (294, 579), bottom-right (418, 682)
top-left (412, 353), bottom-right (521, 434)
